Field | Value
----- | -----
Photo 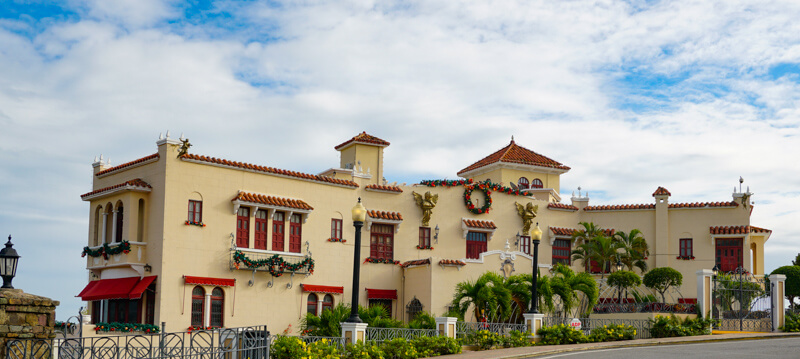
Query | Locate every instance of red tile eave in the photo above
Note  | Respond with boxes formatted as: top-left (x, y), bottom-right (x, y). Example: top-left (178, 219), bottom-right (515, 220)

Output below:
top-left (584, 204), bottom-right (656, 211)
top-left (365, 184), bottom-right (403, 193)
top-left (457, 140), bottom-right (570, 176)
top-left (81, 179), bottom-right (152, 199)
top-left (181, 154), bottom-right (359, 188)
top-left (401, 259), bottom-right (431, 268)
top-left (548, 203), bottom-right (579, 211)
top-left (95, 154), bottom-right (159, 177)
top-left (652, 187), bottom-right (672, 196)
top-left (709, 225), bottom-right (772, 235)
top-left (233, 192), bottom-right (314, 211)
top-left (368, 210), bottom-right (403, 221)
top-left (750, 225), bottom-right (772, 233)
top-left (463, 219), bottom-right (497, 229)
top-left (439, 259), bottom-right (466, 266)
top-left (550, 227), bottom-right (615, 237)
top-left (334, 132), bottom-right (390, 150)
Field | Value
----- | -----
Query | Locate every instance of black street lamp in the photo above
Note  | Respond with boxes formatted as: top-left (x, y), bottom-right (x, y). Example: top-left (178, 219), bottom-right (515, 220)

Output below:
top-left (712, 264), bottom-right (720, 328)
top-left (346, 199), bottom-right (367, 323)
top-left (0, 235), bottom-right (20, 289)
top-left (528, 223), bottom-right (542, 313)
top-left (615, 257), bottom-right (624, 304)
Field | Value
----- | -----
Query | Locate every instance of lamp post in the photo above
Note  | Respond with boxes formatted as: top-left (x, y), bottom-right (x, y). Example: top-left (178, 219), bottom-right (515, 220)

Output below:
top-left (529, 223), bottom-right (542, 313)
top-left (346, 199), bottom-right (367, 323)
top-left (712, 264), bottom-right (719, 328)
top-left (0, 235), bottom-right (20, 289)
top-left (615, 258), bottom-right (623, 304)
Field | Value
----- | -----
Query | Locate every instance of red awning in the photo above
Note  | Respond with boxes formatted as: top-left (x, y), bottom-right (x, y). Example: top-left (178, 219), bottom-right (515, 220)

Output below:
top-left (301, 284), bottom-right (344, 294)
top-left (366, 288), bottom-right (397, 300)
top-left (184, 276), bottom-right (236, 287)
top-left (128, 276), bottom-right (157, 299)
top-left (76, 277), bottom-right (142, 301)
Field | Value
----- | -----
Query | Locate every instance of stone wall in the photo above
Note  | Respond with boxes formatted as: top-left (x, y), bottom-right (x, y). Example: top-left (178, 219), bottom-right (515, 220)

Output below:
top-left (0, 289), bottom-right (59, 359)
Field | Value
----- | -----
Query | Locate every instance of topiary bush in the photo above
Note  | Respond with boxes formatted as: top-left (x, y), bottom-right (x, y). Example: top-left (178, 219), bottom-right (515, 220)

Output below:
top-left (537, 324), bottom-right (588, 345)
top-left (643, 267), bottom-right (683, 303)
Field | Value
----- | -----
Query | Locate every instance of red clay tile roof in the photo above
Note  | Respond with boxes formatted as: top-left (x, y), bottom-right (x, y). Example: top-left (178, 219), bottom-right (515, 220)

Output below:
top-left (335, 132), bottom-right (390, 150)
top-left (709, 225), bottom-right (772, 235)
top-left (669, 201), bottom-right (738, 209)
top-left (457, 139), bottom-right (570, 176)
top-left (463, 219), bottom-right (497, 229)
top-left (181, 154), bottom-right (359, 188)
top-left (548, 203), bottom-right (579, 211)
top-left (368, 210), bottom-right (403, 221)
top-left (365, 184), bottom-right (403, 193)
top-left (439, 259), bottom-right (467, 266)
top-left (233, 192), bottom-right (313, 210)
top-left (401, 259), bottom-right (431, 268)
top-left (550, 227), bottom-right (615, 237)
top-left (81, 179), bottom-right (152, 199)
top-left (652, 187), bottom-right (671, 196)
top-left (584, 204), bottom-right (656, 211)
top-left (95, 154), bottom-right (159, 177)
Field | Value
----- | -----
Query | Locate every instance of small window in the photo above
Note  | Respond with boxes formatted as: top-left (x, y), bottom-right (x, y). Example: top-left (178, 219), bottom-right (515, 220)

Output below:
top-left (191, 286), bottom-right (205, 327)
top-left (331, 219), bottom-right (343, 240)
top-left (406, 298), bottom-right (423, 321)
top-left (115, 203), bottom-right (124, 242)
top-left (518, 177), bottom-right (529, 190)
top-left (322, 294), bottom-right (334, 313)
top-left (553, 239), bottom-right (571, 265)
top-left (307, 293), bottom-right (319, 316)
top-left (531, 178), bottom-right (544, 189)
top-left (188, 200), bottom-right (202, 224)
top-left (466, 231), bottom-right (488, 259)
top-left (370, 224), bottom-right (394, 260)
top-left (680, 238), bottom-right (693, 258)
top-left (519, 235), bottom-right (530, 255)
top-left (210, 287), bottom-right (224, 327)
top-left (419, 227), bottom-right (431, 248)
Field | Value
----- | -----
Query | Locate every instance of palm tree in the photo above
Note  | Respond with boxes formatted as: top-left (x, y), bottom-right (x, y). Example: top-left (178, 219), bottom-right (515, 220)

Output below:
top-left (451, 272), bottom-right (511, 322)
top-left (571, 234), bottom-right (619, 280)
top-left (613, 229), bottom-right (649, 273)
top-left (300, 303), bottom-right (350, 337)
top-left (538, 264), bottom-right (598, 318)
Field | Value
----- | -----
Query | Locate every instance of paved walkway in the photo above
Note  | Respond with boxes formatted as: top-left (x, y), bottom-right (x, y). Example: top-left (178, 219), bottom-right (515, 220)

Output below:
top-left (437, 331), bottom-right (800, 359)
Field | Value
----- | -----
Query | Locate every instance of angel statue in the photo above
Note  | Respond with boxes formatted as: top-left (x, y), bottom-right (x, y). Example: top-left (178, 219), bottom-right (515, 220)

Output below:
top-left (177, 138), bottom-right (192, 158)
top-left (412, 191), bottom-right (439, 227)
top-left (515, 202), bottom-right (539, 235)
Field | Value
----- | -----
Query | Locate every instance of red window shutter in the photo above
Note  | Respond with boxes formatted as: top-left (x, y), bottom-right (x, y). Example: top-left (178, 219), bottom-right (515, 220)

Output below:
top-left (289, 214), bottom-right (302, 253)
top-left (254, 210), bottom-right (268, 250)
top-left (236, 207), bottom-right (249, 248)
top-left (272, 212), bottom-right (285, 251)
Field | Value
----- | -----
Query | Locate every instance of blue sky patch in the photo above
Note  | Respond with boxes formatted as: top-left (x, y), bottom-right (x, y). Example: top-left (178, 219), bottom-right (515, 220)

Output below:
top-left (768, 63), bottom-right (800, 81)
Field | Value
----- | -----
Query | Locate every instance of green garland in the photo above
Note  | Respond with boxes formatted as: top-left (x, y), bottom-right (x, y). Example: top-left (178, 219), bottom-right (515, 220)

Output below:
top-left (420, 179), bottom-right (529, 215)
top-left (232, 250), bottom-right (315, 277)
top-left (82, 240), bottom-right (131, 259)
top-left (94, 322), bottom-right (160, 333)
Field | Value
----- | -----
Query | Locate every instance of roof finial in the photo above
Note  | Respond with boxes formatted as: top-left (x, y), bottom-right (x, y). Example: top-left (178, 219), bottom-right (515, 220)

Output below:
top-left (739, 176), bottom-right (744, 193)
top-left (511, 135), bottom-right (515, 144)
top-left (166, 130), bottom-right (171, 139)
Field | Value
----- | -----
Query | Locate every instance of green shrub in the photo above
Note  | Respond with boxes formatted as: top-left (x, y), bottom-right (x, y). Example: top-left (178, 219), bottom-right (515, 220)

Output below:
top-left (380, 338), bottom-right (419, 359)
top-left (411, 336), bottom-right (461, 356)
top-left (500, 330), bottom-right (533, 348)
top-left (588, 324), bottom-right (636, 342)
top-left (643, 267), bottom-right (683, 303)
top-left (408, 311), bottom-right (436, 329)
top-left (464, 330), bottom-right (503, 350)
top-left (781, 312), bottom-right (800, 332)
top-left (648, 314), bottom-right (715, 338)
top-left (537, 324), bottom-right (588, 345)
top-left (270, 336), bottom-right (306, 359)
top-left (305, 339), bottom-right (340, 358)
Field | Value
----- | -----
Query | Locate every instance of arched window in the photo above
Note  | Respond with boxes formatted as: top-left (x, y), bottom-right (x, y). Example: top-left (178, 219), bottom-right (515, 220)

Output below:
top-left (531, 178), bottom-right (543, 189)
top-left (210, 287), bottom-right (224, 327)
top-left (322, 294), bottom-right (334, 313)
top-left (115, 203), bottom-right (124, 242)
top-left (518, 177), bottom-right (529, 190)
top-left (191, 286), bottom-right (205, 327)
top-left (94, 206), bottom-right (102, 246)
top-left (307, 293), bottom-right (319, 316)
top-left (104, 204), bottom-right (114, 244)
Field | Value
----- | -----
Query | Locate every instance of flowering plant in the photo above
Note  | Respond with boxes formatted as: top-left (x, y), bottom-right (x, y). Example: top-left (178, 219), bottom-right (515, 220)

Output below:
top-left (327, 238), bottom-right (346, 243)
top-left (363, 257), bottom-right (401, 265)
top-left (185, 220), bottom-right (206, 227)
top-left (416, 245), bottom-right (433, 250)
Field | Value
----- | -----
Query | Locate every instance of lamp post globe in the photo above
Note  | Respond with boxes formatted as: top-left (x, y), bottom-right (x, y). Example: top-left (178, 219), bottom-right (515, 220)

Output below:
top-left (529, 223), bottom-right (542, 313)
top-left (0, 235), bottom-right (20, 289)
top-left (346, 199), bottom-right (367, 323)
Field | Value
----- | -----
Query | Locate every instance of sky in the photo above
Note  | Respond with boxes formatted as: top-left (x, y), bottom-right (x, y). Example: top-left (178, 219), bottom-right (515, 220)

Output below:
top-left (0, 0), bottom-right (798, 320)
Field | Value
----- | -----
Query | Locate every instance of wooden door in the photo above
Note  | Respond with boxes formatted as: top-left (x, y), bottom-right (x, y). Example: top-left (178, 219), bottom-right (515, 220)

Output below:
top-left (716, 238), bottom-right (743, 272)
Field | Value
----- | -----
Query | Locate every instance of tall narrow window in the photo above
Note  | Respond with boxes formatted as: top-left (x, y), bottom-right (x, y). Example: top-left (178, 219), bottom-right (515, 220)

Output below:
top-left (137, 199), bottom-right (145, 242)
top-left (370, 224), bottom-right (394, 260)
top-left (419, 227), bottom-right (431, 248)
top-left (254, 210), bottom-right (268, 250)
top-left (322, 294), bottom-right (334, 313)
top-left (188, 200), bottom-right (202, 224)
top-left (94, 206), bottom-right (102, 246)
top-left (272, 212), bottom-right (285, 251)
top-left (105, 204), bottom-right (113, 244)
top-left (466, 232), bottom-right (488, 259)
top-left (531, 178), bottom-right (544, 189)
top-left (289, 214), bottom-right (302, 253)
top-left (552, 239), bottom-right (571, 265)
top-left (307, 293), bottom-right (319, 316)
top-left (191, 286), bottom-right (205, 327)
top-left (680, 238), bottom-right (693, 258)
top-left (519, 235), bottom-right (530, 255)
top-left (331, 219), bottom-right (343, 240)
top-left (210, 287), bottom-right (224, 327)
top-left (236, 207), bottom-right (250, 248)
top-left (115, 204), bottom-right (124, 242)
top-left (518, 177), bottom-right (529, 190)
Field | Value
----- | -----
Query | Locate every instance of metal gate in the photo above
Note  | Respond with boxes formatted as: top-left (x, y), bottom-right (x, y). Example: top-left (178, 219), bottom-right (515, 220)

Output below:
top-left (712, 267), bottom-right (773, 332)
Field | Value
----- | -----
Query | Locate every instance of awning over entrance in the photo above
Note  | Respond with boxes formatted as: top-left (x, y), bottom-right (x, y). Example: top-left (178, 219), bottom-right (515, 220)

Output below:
top-left (301, 284), bottom-right (344, 294)
top-left (184, 276), bottom-right (236, 287)
top-left (77, 276), bottom-right (157, 301)
top-left (366, 288), bottom-right (397, 300)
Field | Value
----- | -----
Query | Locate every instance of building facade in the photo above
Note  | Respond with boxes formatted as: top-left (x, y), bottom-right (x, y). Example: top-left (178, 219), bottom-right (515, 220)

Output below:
top-left (77, 132), bottom-right (770, 331)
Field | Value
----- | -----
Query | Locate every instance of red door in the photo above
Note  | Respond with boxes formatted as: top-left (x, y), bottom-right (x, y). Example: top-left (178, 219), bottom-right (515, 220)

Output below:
top-left (236, 207), bottom-right (249, 248)
top-left (289, 214), bottom-right (302, 253)
top-left (716, 238), bottom-right (743, 272)
top-left (254, 210), bottom-right (268, 250)
top-left (272, 212), bottom-right (285, 251)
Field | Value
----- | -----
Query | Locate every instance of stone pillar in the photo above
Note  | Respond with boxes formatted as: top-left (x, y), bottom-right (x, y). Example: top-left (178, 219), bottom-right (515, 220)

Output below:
top-left (435, 317), bottom-right (457, 338)
top-left (340, 322), bottom-right (368, 345)
top-left (696, 269), bottom-right (713, 319)
top-left (769, 274), bottom-right (786, 332)
top-left (0, 289), bottom-right (59, 359)
top-left (523, 313), bottom-right (544, 342)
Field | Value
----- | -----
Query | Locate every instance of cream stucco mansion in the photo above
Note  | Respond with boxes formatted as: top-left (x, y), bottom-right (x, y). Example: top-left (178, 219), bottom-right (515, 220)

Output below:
top-left (77, 132), bottom-right (770, 331)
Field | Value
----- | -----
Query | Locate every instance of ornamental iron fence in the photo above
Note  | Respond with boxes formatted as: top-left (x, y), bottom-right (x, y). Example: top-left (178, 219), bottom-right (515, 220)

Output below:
top-left (542, 317), bottom-right (652, 340)
top-left (364, 328), bottom-right (438, 342)
top-left (712, 267), bottom-right (773, 332)
top-left (294, 336), bottom-right (346, 350)
top-left (455, 322), bottom-right (527, 337)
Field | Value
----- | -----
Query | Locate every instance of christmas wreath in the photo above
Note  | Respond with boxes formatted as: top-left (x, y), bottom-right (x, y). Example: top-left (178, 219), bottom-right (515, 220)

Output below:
top-left (464, 184), bottom-right (492, 214)
top-left (232, 250), bottom-right (315, 277)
